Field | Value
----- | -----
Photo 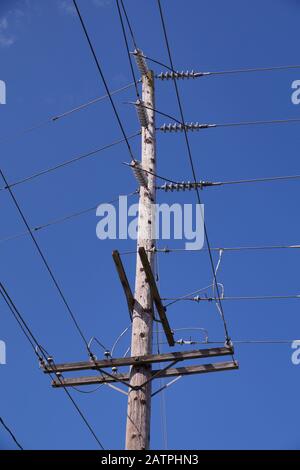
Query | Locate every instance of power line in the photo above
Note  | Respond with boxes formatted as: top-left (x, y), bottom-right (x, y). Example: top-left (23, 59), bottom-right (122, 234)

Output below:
top-left (162, 294), bottom-right (300, 304)
top-left (157, 244), bottom-right (300, 253)
top-left (157, 65), bottom-right (300, 80)
top-left (159, 339), bottom-right (299, 346)
top-left (0, 282), bottom-right (43, 354)
top-left (0, 282), bottom-right (49, 360)
top-left (0, 165), bottom-right (90, 349)
top-left (116, 0), bottom-right (140, 98)
top-left (119, 243), bottom-right (300, 256)
top-left (0, 191), bottom-right (138, 246)
top-left (154, 240), bottom-right (169, 449)
top-left (130, 52), bottom-right (173, 72)
top-left (0, 280), bottom-right (105, 449)
top-left (217, 118), bottom-right (300, 128)
top-left (126, 100), bottom-right (183, 126)
top-left (0, 416), bottom-right (23, 450)
top-left (72, 0), bottom-right (136, 162)
top-left (0, 82), bottom-right (138, 146)
top-left (51, 81), bottom-right (139, 121)
top-left (164, 283), bottom-right (220, 308)
top-left (199, 64), bottom-right (300, 77)
top-left (156, 0), bottom-right (231, 343)
top-left (0, 132), bottom-right (140, 193)
top-left (57, 382), bottom-right (105, 449)
top-left (209, 339), bottom-right (300, 344)
top-left (139, 53), bottom-right (300, 78)
top-left (132, 100), bottom-right (300, 137)
top-left (123, 161), bottom-right (178, 185)
top-left (213, 174), bottom-right (300, 186)
top-left (159, 118), bottom-right (300, 132)
top-left (127, 113), bottom-right (300, 193)
top-left (156, 174), bottom-right (300, 191)
top-left (119, 0), bottom-right (138, 50)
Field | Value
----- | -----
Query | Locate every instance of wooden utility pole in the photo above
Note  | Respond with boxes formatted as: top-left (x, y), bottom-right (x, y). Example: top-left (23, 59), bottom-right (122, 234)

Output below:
top-left (42, 59), bottom-right (239, 452)
top-left (125, 70), bottom-right (156, 450)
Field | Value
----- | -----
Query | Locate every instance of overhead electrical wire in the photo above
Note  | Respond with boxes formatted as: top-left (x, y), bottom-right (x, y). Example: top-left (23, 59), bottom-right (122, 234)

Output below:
top-left (131, 96), bottom-right (300, 135)
top-left (0, 190), bottom-right (138, 246)
top-left (72, 0), bottom-right (136, 162)
top-left (0, 416), bottom-right (23, 450)
top-left (212, 174), bottom-right (300, 186)
top-left (0, 132), bottom-right (140, 193)
top-left (0, 281), bottom-right (48, 358)
top-left (0, 281), bottom-right (105, 449)
top-left (135, 52), bottom-right (300, 78)
top-left (158, 339), bottom-right (299, 346)
top-left (51, 81), bottom-right (139, 121)
top-left (155, 244), bottom-right (300, 254)
top-left (156, 174), bottom-right (300, 191)
top-left (9, 0), bottom-right (300, 449)
top-left (115, 0), bottom-right (140, 98)
top-left (164, 283), bottom-right (222, 308)
top-left (0, 181), bottom-right (138, 393)
top-left (162, 294), bottom-right (300, 303)
top-left (119, 0), bottom-right (138, 49)
top-left (0, 81), bottom-right (138, 146)
top-left (156, 0), bottom-right (231, 344)
top-left (159, 117), bottom-right (300, 132)
top-left (119, 243), bottom-right (300, 256)
top-left (216, 117), bottom-right (300, 129)
top-left (126, 100), bottom-right (183, 126)
top-left (0, 164), bottom-right (90, 349)
top-left (154, 238), bottom-right (169, 449)
top-left (205, 64), bottom-right (300, 76)
top-left (122, 161), bottom-right (178, 185)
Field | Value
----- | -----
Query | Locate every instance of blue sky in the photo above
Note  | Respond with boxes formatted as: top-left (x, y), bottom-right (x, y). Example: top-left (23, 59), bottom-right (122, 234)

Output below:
top-left (1, 0), bottom-right (300, 450)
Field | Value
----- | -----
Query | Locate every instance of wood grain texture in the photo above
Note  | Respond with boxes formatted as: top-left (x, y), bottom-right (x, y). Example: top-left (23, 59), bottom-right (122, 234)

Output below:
top-left (43, 347), bottom-right (234, 373)
top-left (52, 361), bottom-right (239, 387)
top-left (125, 71), bottom-right (156, 450)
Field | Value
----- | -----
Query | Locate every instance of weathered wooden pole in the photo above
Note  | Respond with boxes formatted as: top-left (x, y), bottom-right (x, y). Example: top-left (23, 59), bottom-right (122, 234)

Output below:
top-left (125, 70), bottom-right (156, 450)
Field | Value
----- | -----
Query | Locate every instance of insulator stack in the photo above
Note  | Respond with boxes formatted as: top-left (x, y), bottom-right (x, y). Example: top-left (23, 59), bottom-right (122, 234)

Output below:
top-left (130, 160), bottom-right (148, 188)
top-left (156, 70), bottom-right (209, 80)
top-left (158, 182), bottom-right (208, 191)
top-left (133, 48), bottom-right (149, 76)
top-left (135, 99), bottom-right (149, 128)
top-left (159, 122), bottom-right (216, 133)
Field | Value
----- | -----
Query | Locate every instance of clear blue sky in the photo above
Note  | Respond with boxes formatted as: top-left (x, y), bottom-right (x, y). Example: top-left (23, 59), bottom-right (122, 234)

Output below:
top-left (1, 0), bottom-right (300, 450)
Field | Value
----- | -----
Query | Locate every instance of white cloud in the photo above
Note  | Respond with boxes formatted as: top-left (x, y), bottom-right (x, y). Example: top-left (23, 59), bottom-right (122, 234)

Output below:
top-left (0, 1), bottom-right (31, 49)
top-left (58, 0), bottom-right (76, 16)
top-left (0, 16), bottom-right (16, 48)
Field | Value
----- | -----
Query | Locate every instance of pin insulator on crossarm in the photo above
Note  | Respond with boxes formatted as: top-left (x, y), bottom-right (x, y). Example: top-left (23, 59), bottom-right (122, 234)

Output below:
top-left (176, 339), bottom-right (196, 345)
